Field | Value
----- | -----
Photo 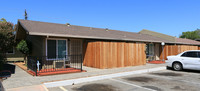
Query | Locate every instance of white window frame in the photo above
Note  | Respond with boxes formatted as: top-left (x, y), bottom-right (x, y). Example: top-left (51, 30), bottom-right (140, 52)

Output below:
top-left (6, 47), bottom-right (15, 54)
top-left (46, 38), bottom-right (68, 60)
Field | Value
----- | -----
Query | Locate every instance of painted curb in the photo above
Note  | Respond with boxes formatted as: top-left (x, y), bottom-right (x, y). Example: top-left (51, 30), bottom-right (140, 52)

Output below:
top-left (44, 66), bottom-right (166, 88)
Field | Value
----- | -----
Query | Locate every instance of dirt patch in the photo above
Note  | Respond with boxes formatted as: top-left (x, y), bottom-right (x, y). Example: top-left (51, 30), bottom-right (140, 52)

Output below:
top-left (73, 83), bottom-right (119, 91)
top-left (151, 72), bottom-right (182, 76)
top-left (142, 86), bottom-right (162, 91)
top-left (124, 77), bottom-right (154, 82)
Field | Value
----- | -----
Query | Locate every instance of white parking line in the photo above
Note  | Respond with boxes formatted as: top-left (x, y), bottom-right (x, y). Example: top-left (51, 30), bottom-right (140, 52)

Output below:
top-left (59, 86), bottom-right (68, 91)
top-left (110, 79), bottom-right (156, 91)
top-left (42, 84), bottom-right (49, 91)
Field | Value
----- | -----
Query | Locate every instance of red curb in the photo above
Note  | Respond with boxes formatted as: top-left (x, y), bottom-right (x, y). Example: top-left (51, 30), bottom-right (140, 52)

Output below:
top-left (147, 60), bottom-right (165, 64)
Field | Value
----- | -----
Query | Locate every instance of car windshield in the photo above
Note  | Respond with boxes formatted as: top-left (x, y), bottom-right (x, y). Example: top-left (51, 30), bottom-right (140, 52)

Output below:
top-left (177, 52), bottom-right (184, 56)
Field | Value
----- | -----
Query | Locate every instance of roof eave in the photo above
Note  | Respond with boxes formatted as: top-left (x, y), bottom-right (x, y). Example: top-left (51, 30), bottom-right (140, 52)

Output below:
top-left (29, 32), bottom-right (166, 43)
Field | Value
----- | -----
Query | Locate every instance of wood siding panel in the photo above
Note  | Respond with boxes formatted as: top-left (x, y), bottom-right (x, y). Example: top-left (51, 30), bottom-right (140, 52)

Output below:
top-left (160, 45), bottom-right (199, 60)
top-left (83, 41), bottom-right (146, 69)
top-left (96, 42), bottom-right (100, 68)
top-left (133, 43), bottom-right (137, 66)
top-left (117, 43), bottom-right (124, 67)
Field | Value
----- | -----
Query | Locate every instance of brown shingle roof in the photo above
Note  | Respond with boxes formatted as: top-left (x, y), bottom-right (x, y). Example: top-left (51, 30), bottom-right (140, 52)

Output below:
top-left (139, 29), bottom-right (176, 42)
top-left (176, 38), bottom-right (200, 45)
top-left (139, 29), bottom-right (200, 45)
top-left (18, 19), bottom-right (170, 43)
top-left (17, 19), bottom-right (200, 45)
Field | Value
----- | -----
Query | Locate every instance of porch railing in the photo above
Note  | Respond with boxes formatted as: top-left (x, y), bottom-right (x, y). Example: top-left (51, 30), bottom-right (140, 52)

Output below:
top-left (27, 55), bottom-right (83, 76)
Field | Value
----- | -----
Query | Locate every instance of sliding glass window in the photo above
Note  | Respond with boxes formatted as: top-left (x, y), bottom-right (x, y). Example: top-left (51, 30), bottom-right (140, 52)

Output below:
top-left (47, 39), bottom-right (67, 59)
top-left (58, 40), bottom-right (66, 58)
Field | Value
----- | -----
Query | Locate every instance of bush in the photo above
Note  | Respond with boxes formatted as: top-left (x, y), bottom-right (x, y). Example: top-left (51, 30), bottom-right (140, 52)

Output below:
top-left (16, 40), bottom-right (29, 54)
top-left (16, 40), bottom-right (31, 63)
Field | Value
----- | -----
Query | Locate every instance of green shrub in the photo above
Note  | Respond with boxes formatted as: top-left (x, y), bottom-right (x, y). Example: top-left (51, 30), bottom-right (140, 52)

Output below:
top-left (16, 40), bottom-right (31, 63)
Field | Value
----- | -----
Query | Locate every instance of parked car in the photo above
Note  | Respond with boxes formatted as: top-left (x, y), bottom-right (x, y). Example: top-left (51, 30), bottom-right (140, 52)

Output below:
top-left (166, 50), bottom-right (200, 71)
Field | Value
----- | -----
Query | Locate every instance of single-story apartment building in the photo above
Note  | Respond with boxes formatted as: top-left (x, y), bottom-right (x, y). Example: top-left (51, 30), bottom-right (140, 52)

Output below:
top-left (139, 29), bottom-right (200, 61)
top-left (15, 20), bottom-right (200, 72)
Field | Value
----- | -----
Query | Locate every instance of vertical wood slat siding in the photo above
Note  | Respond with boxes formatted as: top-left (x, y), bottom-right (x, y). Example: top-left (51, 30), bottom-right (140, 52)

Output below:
top-left (160, 45), bottom-right (198, 60)
top-left (83, 41), bottom-right (146, 69)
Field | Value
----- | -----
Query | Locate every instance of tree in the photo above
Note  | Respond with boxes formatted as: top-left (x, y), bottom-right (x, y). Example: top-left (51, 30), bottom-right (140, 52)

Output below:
top-left (179, 30), bottom-right (200, 40)
top-left (24, 9), bottom-right (28, 20)
top-left (0, 18), bottom-right (15, 59)
top-left (0, 18), bottom-right (15, 70)
top-left (16, 40), bottom-right (31, 63)
top-left (0, 18), bottom-right (6, 23)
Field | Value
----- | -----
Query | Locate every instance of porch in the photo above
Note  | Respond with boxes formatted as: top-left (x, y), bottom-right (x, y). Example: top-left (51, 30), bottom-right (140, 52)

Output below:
top-left (146, 43), bottom-right (162, 62)
top-left (27, 55), bottom-right (83, 76)
top-left (145, 43), bottom-right (199, 62)
top-left (24, 35), bottom-right (85, 76)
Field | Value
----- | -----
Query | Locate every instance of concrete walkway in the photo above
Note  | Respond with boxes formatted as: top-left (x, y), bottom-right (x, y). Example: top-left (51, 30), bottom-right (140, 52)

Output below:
top-left (3, 63), bottom-right (166, 90)
top-left (6, 85), bottom-right (48, 91)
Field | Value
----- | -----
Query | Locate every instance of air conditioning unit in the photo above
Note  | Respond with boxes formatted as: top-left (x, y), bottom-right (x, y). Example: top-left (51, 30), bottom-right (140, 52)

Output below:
top-left (53, 60), bottom-right (65, 68)
top-left (53, 58), bottom-right (71, 69)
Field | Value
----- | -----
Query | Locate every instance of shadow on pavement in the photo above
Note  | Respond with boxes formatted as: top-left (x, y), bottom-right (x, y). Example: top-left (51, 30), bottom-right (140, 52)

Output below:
top-left (3, 63), bottom-right (16, 74)
top-left (124, 76), bottom-right (155, 82)
top-left (151, 72), bottom-right (182, 76)
top-left (181, 69), bottom-right (200, 73)
top-left (166, 67), bottom-right (200, 74)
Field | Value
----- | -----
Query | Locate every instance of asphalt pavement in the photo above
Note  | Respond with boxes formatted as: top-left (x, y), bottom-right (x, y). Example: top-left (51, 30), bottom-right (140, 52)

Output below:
top-left (48, 69), bottom-right (200, 91)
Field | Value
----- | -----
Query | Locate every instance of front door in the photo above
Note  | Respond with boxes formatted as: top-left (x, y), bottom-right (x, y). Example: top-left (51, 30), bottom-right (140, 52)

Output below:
top-left (69, 39), bottom-right (83, 65)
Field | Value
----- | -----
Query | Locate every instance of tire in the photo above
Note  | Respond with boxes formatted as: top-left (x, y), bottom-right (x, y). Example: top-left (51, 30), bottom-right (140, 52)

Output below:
top-left (173, 62), bottom-right (182, 71)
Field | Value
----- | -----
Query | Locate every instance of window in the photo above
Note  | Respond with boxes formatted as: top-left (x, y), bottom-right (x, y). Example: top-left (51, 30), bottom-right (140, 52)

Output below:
top-left (146, 44), bottom-right (154, 56)
top-left (181, 51), bottom-right (198, 58)
top-left (47, 39), bottom-right (67, 59)
top-left (197, 52), bottom-right (200, 58)
top-left (57, 40), bottom-right (66, 58)
top-left (181, 52), bottom-right (187, 57)
top-left (7, 47), bottom-right (14, 54)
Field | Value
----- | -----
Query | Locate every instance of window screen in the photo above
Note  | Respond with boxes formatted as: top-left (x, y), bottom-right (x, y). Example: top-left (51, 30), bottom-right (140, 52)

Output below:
top-left (47, 40), bottom-right (56, 59)
top-left (58, 40), bottom-right (66, 58)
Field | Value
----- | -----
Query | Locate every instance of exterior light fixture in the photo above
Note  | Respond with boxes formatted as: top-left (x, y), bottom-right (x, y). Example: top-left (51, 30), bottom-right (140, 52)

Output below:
top-left (161, 42), bottom-right (165, 61)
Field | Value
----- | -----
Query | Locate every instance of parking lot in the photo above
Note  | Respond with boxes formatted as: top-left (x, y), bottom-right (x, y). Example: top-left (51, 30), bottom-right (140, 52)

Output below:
top-left (47, 69), bottom-right (200, 91)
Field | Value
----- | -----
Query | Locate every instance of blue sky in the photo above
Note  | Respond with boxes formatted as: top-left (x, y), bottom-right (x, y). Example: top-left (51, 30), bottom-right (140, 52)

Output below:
top-left (1, 0), bottom-right (200, 37)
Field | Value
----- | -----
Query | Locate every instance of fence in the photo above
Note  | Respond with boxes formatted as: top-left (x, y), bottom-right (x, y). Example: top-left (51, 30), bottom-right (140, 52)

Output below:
top-left (160, 45), bottom-right (198, 60)
top-left (27, 55), bottom-right (82, 76)
top-left (83, 41), bottom-right (146, 69)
